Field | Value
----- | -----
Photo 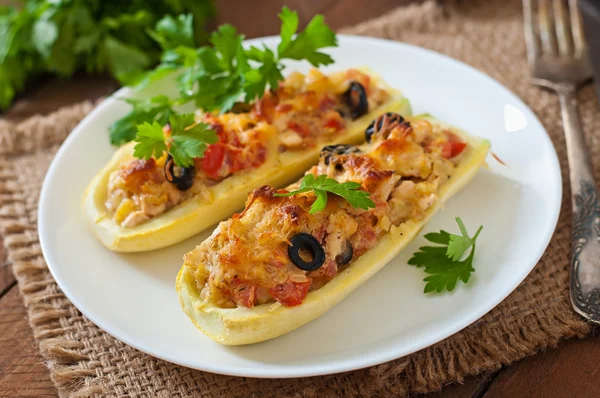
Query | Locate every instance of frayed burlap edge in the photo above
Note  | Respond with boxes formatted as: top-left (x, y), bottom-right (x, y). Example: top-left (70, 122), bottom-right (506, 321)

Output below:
top-left (0, 0), bottom-right (596, 396)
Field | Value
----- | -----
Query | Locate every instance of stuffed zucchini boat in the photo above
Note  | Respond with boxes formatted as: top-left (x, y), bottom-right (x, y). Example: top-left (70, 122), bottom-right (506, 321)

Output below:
top-left (83, 68), bottom-right (409, 252)
top-left (177, 113), bottom-right (491, 345)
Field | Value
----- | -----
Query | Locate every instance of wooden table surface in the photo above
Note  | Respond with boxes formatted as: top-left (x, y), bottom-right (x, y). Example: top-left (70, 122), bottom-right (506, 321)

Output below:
top-left (1, 1), bottom-right (599, 397)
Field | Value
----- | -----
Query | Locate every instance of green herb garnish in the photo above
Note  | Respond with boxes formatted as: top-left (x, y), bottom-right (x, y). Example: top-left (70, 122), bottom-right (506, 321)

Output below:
top-left (111, 6), bottom-right (338, 146)
top-left (110, 96), bottom-right (176, 146)
top-left (133, 113), bottom-right (217, 167)
top-left (408, 217), bottom-right (483, 293)
top-left (0, 1), bottom-right (215, 110)
top-left (274, 174), bottom-right (376, 214)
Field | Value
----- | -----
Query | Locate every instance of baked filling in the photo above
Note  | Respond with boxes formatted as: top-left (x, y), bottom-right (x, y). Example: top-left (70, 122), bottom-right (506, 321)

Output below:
top-left (185, 114), bottom-right (469, 308)
top-left (104, 68), bottom-right (391, 228)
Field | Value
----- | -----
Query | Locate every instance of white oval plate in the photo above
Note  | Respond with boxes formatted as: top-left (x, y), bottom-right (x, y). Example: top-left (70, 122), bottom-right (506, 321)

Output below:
top-left (39, 36), bottom-right (561, 378)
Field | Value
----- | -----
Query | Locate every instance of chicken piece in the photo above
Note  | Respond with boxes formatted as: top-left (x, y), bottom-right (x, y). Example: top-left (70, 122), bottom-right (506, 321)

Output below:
top-left (122, 210), bottom-right (150, 228)
top-left (372, 138), bottom-right (432, 178)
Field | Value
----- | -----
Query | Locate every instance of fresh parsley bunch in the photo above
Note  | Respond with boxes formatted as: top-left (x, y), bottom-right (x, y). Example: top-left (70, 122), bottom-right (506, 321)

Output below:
top-left (274, 174), bottom-right (376, 214)
top-left (409, 217), bottom-right (483, 293)
top-left (0, 0), bottom-right (215, 110)
top-left (111, 7), bottom-right (338, 146)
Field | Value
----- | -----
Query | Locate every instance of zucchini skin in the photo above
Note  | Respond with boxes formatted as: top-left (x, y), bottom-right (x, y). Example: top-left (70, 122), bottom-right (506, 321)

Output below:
top-left (83, 92), bottom-right (410, 252)
top-left (176, 117), bottom-right (491, 345)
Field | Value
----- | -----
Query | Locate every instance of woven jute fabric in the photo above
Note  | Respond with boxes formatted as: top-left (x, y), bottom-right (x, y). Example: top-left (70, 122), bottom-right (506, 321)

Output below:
top-left (1, 0), bottom-right (599, 396)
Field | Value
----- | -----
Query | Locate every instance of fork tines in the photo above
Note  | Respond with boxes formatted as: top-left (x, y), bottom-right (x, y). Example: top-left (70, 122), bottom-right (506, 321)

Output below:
top-left (523, 0), bottom-right (587, 61)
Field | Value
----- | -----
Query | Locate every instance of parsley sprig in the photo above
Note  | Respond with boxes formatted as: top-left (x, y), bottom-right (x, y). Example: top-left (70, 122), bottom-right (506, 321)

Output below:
top-left (110, 95), bottom-right (176, 145)
top-left (274, 174), bottom-right (376, 214)
top-left (110, 6), bottom-right (338, 145)
top-left (408, 218), bottom-right (483, 293)
top-left (133, 113), bottom-right (217, 167)
top-left (0, 1), bottom-right (215, 111)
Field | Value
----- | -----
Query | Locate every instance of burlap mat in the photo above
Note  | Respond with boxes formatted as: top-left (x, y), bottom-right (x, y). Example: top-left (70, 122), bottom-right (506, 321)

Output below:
top-left (1, 0), bottom-right (599, 396)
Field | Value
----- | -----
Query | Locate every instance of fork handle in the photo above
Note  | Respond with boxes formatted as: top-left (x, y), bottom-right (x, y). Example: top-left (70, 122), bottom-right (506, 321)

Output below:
top-left (559, 87), bottom-right (600, 324)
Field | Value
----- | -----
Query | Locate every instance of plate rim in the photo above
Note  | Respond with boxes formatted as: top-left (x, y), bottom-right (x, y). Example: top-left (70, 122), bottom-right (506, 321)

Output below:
top-left (38, 34), bottom-right (563, 378)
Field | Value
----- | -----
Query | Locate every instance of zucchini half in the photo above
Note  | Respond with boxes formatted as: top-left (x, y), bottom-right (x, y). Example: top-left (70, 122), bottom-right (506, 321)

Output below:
top-left (83, 73), bottom-right (410, 252)
top-left (176, 117), bottom-right (491, 345)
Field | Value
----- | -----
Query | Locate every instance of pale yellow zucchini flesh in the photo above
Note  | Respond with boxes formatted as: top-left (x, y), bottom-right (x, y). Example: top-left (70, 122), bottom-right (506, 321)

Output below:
top-left (176, 117), bottom-right (491, 345)
top-left (82, 72), bottom-right (410, 252)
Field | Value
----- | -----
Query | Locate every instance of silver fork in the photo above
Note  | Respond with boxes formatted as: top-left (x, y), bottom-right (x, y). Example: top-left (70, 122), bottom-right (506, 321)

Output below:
top-left (523, 0), bottom-right (599, 324)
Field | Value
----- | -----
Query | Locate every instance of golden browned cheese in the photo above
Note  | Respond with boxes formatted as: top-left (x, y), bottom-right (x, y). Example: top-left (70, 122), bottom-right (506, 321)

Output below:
top-left (187, 115), bottom-right (467, 309)
top-left (105, 68), bottom-right (391, 228)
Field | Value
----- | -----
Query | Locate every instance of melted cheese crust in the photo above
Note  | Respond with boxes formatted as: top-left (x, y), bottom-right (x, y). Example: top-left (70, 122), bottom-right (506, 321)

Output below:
top-left (177, 115), bottom-right (490, 344)
top-left (185, 115), bottom-right (472, 309)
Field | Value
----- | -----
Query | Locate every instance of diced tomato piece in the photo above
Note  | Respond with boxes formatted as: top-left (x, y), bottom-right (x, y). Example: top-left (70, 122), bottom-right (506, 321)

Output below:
top-left (450, 141), bottom-right (467, 157)
top-left (230, 278), bottom-right (257, 308)
top-left (287, 121), bottom-right (311, 137)
top-left (202, 144), bottom-right (226, 179)
top-left (442, 131), bottom-right (467, 158)
top-left (323, 112), bottom-right (345, 131)
top-left (269, 280), bottom-right (311, 306)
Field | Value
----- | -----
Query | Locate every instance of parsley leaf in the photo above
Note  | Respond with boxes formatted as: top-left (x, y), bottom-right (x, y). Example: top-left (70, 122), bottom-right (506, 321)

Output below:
top-left (32, 19), bottom-right (59, 58)
top-left (408, 218), bottom-right (483, 293)
top-left (274, 174), bottom-right (376, 214)
top-left (109, 95), bottom-right (175, 145)
top-left (132, 113), bottom-right (217, 167)
top-left (133, 121), bottom-right (167, 160)
top-left (210, 24), bottom-right (243, 72)
top-left (243, 46), bottom-right (282, 102)
top-left (277, 7), bottom-right (298, 54)
top-left (169, 113), bottom-right (196, 133)
top-left (447, 217), bottom-right (481, 261)
top-left (148, 14), bottom-right (195, 50)
top-left (277, 8), bottom-right (337, 67)
top-left (244, 7), bottom-right (336, 100)
top-left (170, 122), bottom-right (218, 167)
top-left (104, 35), bottom-right (153, 83)
top-left (235, 7), bottom-right (336, 105)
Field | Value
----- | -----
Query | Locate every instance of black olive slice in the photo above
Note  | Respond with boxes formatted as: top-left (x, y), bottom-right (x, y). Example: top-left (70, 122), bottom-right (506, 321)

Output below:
top-left (320, 144), bottom-right (362, 165)
top-left (365, 112), bottom-right (408, 143)
top-left (288, 233), bottom-right (326, 271)
top-left (343, 81), bottom-right (369, 120)
top-left (335, 240), bottom-right (354, 266)
top-left (164, 154), bottom-right (195, 191)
